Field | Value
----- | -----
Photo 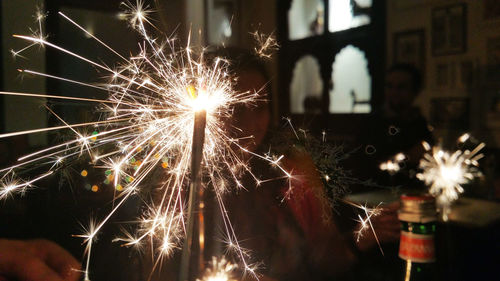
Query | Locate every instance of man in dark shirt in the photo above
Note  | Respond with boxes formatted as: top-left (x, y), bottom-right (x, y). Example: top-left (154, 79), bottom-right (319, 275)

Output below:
top-left (360, 63), bottom-right (433, 188)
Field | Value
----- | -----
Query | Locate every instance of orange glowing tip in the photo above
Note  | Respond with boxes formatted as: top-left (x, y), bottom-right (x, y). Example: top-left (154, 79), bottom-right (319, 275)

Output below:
top-left (187, 85), bottom-right (197, 99)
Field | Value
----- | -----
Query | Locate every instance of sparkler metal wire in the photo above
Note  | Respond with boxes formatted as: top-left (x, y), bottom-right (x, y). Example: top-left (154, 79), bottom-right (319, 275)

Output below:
top-left (180, 110), bottom-right (207, 281)
top-left (1, 2), bottom-right (287, 279)
top-left (0, 1), bottom-right (391, 279)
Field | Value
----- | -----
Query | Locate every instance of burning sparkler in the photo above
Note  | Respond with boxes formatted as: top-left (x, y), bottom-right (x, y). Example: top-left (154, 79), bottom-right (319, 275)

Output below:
top-left (354, 203), bottom-right (383, 252)
top-left (417, 135), bottom-right (484, 221)
top-left (1, 1), bottom-right (290, 279)
top-left (340, 199), bottom-right (384, 255)
top-left (180, 109), bottom-right (207, 281)
top-left (251, 30), bottom-right (279, 60)
top-left (197, 256), bottom-right (237, 281)
top-left (379, 153), bottom-right (407, 175)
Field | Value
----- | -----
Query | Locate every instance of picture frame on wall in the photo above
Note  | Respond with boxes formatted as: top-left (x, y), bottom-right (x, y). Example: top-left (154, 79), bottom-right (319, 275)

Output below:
top-left (431, 3), bottom-right (467, 56)
top-left (45, 3), bottom-right (140, 126)
top-left (393, 29), bottom-right (425, 73)
top-left (434, 60), bottom-right (475, 90)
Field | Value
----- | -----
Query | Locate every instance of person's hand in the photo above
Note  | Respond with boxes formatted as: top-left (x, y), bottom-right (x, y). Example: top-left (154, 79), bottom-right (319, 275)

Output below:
top-left (355, 202), bottom-right (400, 252)
top-left (0, 239), bottom-right (81, 281)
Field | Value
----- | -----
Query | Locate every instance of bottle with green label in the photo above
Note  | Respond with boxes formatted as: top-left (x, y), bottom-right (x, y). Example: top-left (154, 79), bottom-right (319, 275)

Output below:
top-left (398, 194), bottom-right (437, 281)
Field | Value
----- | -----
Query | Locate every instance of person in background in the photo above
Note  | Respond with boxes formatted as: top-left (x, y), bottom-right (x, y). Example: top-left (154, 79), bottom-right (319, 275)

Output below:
top-left (341, 63), bottom-right (434, 281)
top-left (357, 63), bottom-right (433, 188)
top-left (219, 48), bottom-right (399, 281)
top-left (0, 49), bottom-right (398, 281)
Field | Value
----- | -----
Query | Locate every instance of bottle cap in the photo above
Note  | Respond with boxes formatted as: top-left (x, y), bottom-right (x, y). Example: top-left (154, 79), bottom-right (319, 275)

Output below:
top-left (398, 193), bottom-right (437, 223)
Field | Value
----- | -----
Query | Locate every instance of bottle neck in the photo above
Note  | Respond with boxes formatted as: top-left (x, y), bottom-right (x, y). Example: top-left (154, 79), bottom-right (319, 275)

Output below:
top-left (398, 195), bottom-right (438, 281)
top-left (399, 221), bottom-right (436, 263)
top-left (401, 221), bottom-right (436, 235)
top-left (402, 259), bottom-right (436, 281)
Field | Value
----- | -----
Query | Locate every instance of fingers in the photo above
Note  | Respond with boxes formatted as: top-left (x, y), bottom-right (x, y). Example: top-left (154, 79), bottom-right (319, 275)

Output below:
top-left (381, 201), bottom-right (400, 213)
top-left (374, 213), bottom-right (400, 229)
top-left (356, 204), bottom-right (401, 250)
top-left (0, 239), bottom-right (81, 281)
top-left (11, 255), bottom-right (65, 281)
top-left (30, 240), bottom-right (81, 281)
top-left (373, 225), bottom-right (400, 241)
top-left (356, 223), bottom-right (400, 252)
top-left (372, 210), bottom-right (400, 236)
top-left (0, 242), bottom-right (63, 281)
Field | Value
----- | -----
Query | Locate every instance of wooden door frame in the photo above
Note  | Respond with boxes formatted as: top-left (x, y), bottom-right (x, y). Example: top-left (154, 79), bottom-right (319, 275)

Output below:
top-left (277, 0), bottom-right (386, 135)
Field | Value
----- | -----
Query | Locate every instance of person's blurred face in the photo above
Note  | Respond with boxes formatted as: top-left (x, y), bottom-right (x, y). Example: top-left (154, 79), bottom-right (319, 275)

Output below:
top-left (232, 69), bottom-right (270, 152)
top-left (385, 71), bottom-right (417, 111)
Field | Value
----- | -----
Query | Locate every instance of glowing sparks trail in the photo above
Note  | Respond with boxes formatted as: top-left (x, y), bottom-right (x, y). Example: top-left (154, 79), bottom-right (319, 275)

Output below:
top-left (379, 153), bottom-right (406, 175)
top-left (196, 256), bottom-right (237, 281)
top-left (342, 199), bottom-right (383, 255)
top-left (251, 30), bottom-right (279, 59)
top-left (417, 135), bottom-right (484, 221)
top-left (3, 1), bottom-right (287, 279)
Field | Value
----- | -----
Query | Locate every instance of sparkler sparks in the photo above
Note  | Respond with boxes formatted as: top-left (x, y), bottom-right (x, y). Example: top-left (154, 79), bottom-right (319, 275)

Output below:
top-left (2, 2), bottom-right (288, 279)
top-left (353, 203), bottom-right (382, 244)
top-left (417, 136), bottom-right (484, 220)
top-left (251, 30), bottom-right (279, 59)
top-left (342, 199), bottom-right (384, 255)
top-left (379, 153), bottom-right (406, 175)
top-left (197, 256), bottom-right (237, 281)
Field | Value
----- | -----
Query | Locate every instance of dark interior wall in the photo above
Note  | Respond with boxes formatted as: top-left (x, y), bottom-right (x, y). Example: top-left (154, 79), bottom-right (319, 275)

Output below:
top-left (386, 0), bottom-right (500, 147)
top-left (0, 2), bottom-right (4, 133)
top-left (1, 0), bottom-right (48, 147)
top-left (155, 0), bottom-right (187, 43)
top-left (44, 1), bottom-right (141, 128)
top-left (46, 0), bottom-right (123, 10)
